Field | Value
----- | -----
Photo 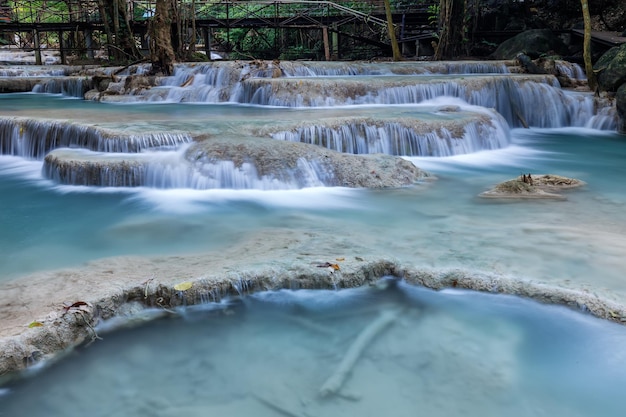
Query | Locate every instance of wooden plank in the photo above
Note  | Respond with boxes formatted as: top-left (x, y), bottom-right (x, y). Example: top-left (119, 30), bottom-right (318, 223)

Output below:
top-left (571, 29), bottom-right (626, 47)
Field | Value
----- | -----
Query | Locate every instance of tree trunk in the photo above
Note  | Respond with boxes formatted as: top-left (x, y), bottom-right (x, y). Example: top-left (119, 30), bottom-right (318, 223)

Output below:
top-left (97, 0), bottom-right (114, 59)
top-left (189, 0), bottom-right (197, 53)
top-left (150, 0), bottom-right (176, 75)
top-left (99, 0), bottom-right (142, 61)
top-left (580, 0), bottom-right (597, 92)
top-left (434, 0), bottom-right (467, 60)
top-left (116, 0), bottom-right (142, 60)
top-left (383, 0), bottom-right (402, 61)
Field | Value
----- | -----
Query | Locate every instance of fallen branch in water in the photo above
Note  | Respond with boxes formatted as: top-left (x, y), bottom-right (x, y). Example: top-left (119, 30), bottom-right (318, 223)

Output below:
top-left (319, 308), bottom-right (400, 397)
top-left (253, 393), bottom-right (311, 417)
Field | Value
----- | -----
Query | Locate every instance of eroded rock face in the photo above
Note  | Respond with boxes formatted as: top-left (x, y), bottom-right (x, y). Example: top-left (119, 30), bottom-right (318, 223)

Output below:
top-left (85, 74), bottom-right (163, 101)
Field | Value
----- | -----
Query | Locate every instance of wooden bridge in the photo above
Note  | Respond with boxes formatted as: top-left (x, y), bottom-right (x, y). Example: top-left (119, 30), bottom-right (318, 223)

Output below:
top-left (0, 0), bottom-right (435, 62)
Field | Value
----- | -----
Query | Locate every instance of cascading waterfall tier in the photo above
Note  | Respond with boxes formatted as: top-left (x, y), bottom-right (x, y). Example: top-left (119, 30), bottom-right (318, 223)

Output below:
top-left (238, 74), bottom-right (595, 129)
top-left (43, 137), bottom-right (430, 189)
top-left (103, 60), bottom-right (514, 103)
top-left (81, 59), bottom-right (605, 131)
top-left (263, 109), bottom-right (510, 157)
top-left (0, 117), bottom-right (193, 159)
top-left (32, 76), bottom-right (94, 98)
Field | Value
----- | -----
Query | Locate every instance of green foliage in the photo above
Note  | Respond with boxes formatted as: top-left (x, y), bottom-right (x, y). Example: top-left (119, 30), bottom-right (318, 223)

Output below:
top-left (279, 45), bottom-right (318, 60)
top-left (9, 0), bottom-right (69, 23)
top-left (427, 3), bottom-right (439, 26)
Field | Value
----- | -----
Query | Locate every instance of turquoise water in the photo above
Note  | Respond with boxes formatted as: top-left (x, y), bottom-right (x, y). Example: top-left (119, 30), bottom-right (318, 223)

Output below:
top-left (1, 282), bottom-right (625, 417)
top-left (1, 80), bottom-right (626, 416)
top-left (1, 96), bottom-right (625, 294)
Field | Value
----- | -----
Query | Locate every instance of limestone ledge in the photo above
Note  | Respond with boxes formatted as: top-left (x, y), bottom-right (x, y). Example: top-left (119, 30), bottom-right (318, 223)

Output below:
top-left (1, 258), bottom-right (626, 377)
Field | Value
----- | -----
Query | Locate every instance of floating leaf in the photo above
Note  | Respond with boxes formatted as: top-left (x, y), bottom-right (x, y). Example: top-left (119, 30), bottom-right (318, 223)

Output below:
top-left (317, 262), bottom-right (340, 271)
top-left (28, 321), bottom-right (44, 328)
top-left (335, 257), bottom-right (345, 262)
top-left (63, 301), bottom-right (89, 311)
top-left (174, 281), bottom-right (193, 291)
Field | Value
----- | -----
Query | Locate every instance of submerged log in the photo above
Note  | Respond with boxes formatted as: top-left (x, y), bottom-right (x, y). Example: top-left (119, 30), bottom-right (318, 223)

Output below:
top-left (319, 308), bottom-right (400, 397)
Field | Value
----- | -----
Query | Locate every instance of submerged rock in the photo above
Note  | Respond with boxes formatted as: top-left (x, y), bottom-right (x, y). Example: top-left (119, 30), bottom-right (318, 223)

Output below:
top-left (479, 174), bottom-right (585, 200)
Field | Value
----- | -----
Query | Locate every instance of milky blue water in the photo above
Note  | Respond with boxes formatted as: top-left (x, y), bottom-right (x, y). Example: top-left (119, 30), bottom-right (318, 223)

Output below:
top-left (1, 95), bottom-right (625, 293)
top-left (1, 73), bottom-right (626, 417)
top-left (1, 282), bottom-right (625, 417)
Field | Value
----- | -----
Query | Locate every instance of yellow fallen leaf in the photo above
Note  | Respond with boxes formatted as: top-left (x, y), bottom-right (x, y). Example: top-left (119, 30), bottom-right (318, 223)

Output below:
top-left (28, 321), bottom-right (44, 328)
top-left (174, 281), bottom-right (193, 291)
top-left (335, 257), bottom-right (345, 262)
top-left (330, 263), bottom-right (340, 271)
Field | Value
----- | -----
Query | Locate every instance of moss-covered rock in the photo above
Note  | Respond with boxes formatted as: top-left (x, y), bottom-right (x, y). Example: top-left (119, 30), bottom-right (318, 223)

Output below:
top-left (596, 43), bottom-right (626, 92)
top-left (491, 29), bottom-right (569, 60)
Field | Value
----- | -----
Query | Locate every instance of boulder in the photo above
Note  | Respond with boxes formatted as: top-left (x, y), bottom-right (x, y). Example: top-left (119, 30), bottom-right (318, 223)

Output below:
top-left (491, 29), bottom-right (570, 60)
top-left (595, 43), bottom-right (626, 92)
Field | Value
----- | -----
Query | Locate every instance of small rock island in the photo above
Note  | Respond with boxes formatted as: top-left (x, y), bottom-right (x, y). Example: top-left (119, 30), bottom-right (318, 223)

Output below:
top-left (480, 174), bottom-right (585, 200)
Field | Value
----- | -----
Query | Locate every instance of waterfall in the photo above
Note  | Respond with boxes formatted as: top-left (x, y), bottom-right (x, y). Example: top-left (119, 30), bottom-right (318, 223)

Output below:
top-left (163, 63), bottom-right (241, 102)
top-left (42, 147), bottom-right (329, 190)
top-left (0, 67), bottom-right (68, 77)
top-left (238, 75), bottom-right (596, 129)
top-left (0, 118), bottom-right (192, 159)
top-left (586, 106), bottom-right (618, 130)
top-left (555, 61), bottom-right (586, 81)
top-left (32, 77), bottom-right (94, 98)
top-left (114, 61), bottom-right (605, 131)
top-left (133, 61), bottom-right (512, 103)
top-left (270, 113), bottom-right (511, 157)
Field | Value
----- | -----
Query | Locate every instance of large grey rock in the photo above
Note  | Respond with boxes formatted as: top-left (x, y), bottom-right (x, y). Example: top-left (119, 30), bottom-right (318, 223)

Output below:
top-left (595, 43), bottom-right (626, 92)
top-left (491, 29), bottom-right (569, 60)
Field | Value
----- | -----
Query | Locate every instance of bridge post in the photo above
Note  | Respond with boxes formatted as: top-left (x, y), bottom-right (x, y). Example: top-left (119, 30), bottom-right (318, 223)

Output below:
top-left (85, 29), bottom-right (94, 59)
top-left (58, 30), bottom-right (66, 65)
top-left (331, 23), bottom-right (339, 60)
top-left (32, 29), bottom-right (42, 65)
top-left (323, 26), bottom-right (331, 61)
top-left (202, 27), bottom-right (212, 60)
